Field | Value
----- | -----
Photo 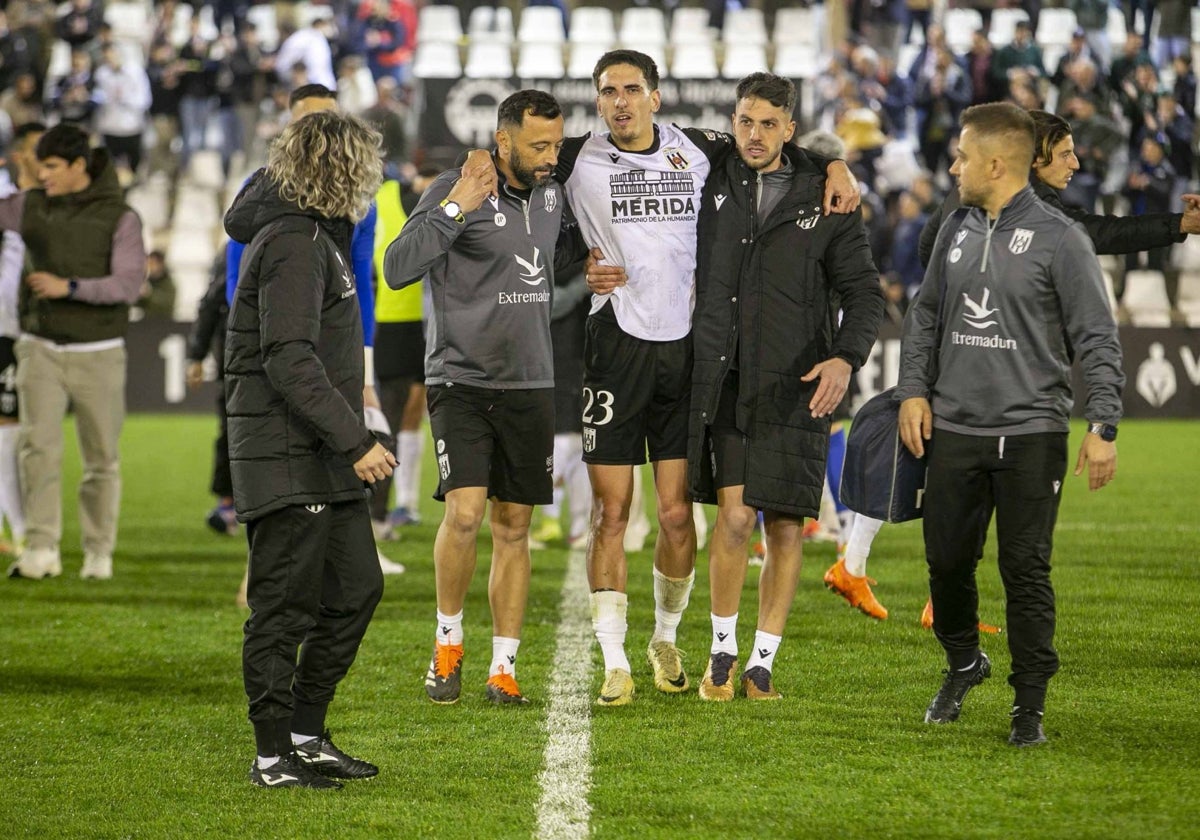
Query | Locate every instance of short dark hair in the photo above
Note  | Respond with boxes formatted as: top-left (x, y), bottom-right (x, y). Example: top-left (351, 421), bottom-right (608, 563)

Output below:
top-left (960, 102), bottom-right (1035, 169)
top-left (1029, 109), bottom-right (1071, 169)
top-left (497, 89), bottom-right (562, 131)
top-left (592, 49), bottom-right (659, 92)
top-left (35, 123), bottom-right (91, 165)
top-left (288, 83), bottom-right (337, 110)
top-left (735, 72), bottom-right (796, 114)
top-left (14, 122), bottom-right (46, 144)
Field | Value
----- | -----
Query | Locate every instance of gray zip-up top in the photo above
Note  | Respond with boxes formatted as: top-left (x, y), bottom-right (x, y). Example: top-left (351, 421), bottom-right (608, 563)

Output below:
top-left (896, 185), bottom-right (1124, 434)
top-left (384, 167), bottom-right (575, 389)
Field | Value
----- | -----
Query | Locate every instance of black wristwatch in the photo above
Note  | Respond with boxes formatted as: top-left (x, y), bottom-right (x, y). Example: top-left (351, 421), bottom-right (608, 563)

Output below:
top-left (1088, 422), bottom-right (1118, 442)
top-left (66, 278), bottom-right (79, 298)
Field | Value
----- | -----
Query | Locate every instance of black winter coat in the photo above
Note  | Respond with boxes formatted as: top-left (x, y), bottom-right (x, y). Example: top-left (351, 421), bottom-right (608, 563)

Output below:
top-left (223, 171), bottom-right (376, 522)
top-left (919, 177), bottom-right (1186, 267)
top-left (688, 148), bottom-right (885, 518)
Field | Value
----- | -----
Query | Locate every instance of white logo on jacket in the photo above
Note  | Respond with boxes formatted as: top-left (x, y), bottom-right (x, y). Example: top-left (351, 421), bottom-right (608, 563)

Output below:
top-left (961, 287), bottom-right (999, 329)
top-left (514, 247), bottom-right (546, 286)
top-left (798, 216), bottom-right (818, 230)
top-left (1009, 228), bottom-right (1034, 254)
top-left (544, 188), bottom-right (557, 213)
top-left (714, 194), bottom-right (727, 211)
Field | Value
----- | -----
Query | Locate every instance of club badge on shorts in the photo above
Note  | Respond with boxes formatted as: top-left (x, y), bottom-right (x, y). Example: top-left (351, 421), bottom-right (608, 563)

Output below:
top-left (583, 427), bottom-right (596, 453)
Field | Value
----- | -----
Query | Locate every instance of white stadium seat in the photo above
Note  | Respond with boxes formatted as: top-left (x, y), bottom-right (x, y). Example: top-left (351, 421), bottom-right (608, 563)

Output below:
top-left (464, 41), bottom-right (513, 78)
top-left (1106, 6), bottom-right (1126, 44)
top-left (517, 42), bottom-right (564, 78)
top-left (1123, 270), bottom-right (1172, 327)
top-left (721, 43), bottom-right (768, 80)
top-left (246, 4), bottom-right (279, 51)
top-left (417, 5), bottom-right (463, 45)
top-left (468, 5), bottom-right (514, 44)
top-left (619, 40), bottom-right (666, 73)
top-left (567, 40), bottom-right (612, 79)
top-left (618, 7), bottom-right (666, 47)
top-left (670, 42), bottom-right (718, 79)
top-left (569, 6), bottom-right (616, 45)
top-left (412, 42), bottom-right (462, 79)
top-left (988, 7), bottom-right (1029, 47)
top-left (670, 7), bottom-right (712, 46)
top-left (943, 8), bottom-right (982, 54)
top-left (1036, 7), bottom-right (1077, 48)
top-left (723, 8), bottom-right (767, 46)
top-left (773, 43), bottom-right (822, 80)
top-left (517, 5), bottom-right (566, 44)
top-left (773, 7), bottom-right (821, 48)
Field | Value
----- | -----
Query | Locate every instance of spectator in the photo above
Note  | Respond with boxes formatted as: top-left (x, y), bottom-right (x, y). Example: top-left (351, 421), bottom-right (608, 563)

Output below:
top-left (1151, 91), bottom-right (1195, 203)
top-left (0, 10), bottom-right (41, 92)
top-left (1062, 94), bottom-right (1126, 212)
top-left (50, 48), bottom-right (98, 127)
top-left (991, 20), bottom-right (1045, 85)
top-left (228, 25), bottom-right (274, 172)
top-left (916, 46), bottom-right (971, 175)
top-left (0, 124), bottom-right (146, 581)
top-left (1108, 32), bottom-right (1152, 93)
top-left (1068, 0), bottom-right (1112, 71)
top-left (362, 76), bottom-right (410, 181)
top-left (177, 18), bottom-right (217, 177)
top-left (352, 0), bottom-right (416, 86)
top-left (274, 17), bottom-right (338, 90)
top-left (336, 54), bottom-right (377, 115)
top-left (1051, 29), bottom-right (1097, 89)
top-left (137, 250), bottom-right (176, 319)
top-left (211, 33), bottom-right (246, 182)
top-left (1056, 57), bottom-right (1115, 119)
top-left (93, 43), bottom-right (152, 184)
top-left (54, 0), bottom-right (103, 49)
top-left (0, 73), bottom-right (45, 129)
top-left (1123, 133), bottom-right (1177, 274)
top-left (965, 29), bottom-right (1005, 105)
top-left (888, 189), bottom-right (927, 299)
top-left (1118, 63), bottom-right (1161, 154)
top-left (1152, 0), bottom-right (1191, 70)
top-left (1172, 54), bottom-right (1196, 120)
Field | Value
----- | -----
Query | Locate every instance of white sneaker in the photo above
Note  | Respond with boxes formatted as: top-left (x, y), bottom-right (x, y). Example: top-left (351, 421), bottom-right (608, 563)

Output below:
top-left (80, 553), bottom-right (113, 580)
top-left (377, 549), bottom-right (406, 575)
top-left (7, 547), bottom-right (62, 579)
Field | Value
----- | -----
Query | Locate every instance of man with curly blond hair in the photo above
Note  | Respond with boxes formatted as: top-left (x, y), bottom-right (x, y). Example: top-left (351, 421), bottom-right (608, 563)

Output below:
top-left (224, 110), bottom-right (397, 790)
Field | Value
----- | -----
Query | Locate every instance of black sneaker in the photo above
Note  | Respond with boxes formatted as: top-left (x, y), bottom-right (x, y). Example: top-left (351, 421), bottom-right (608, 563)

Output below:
top-left (924, 651), bottom-right (992, 723)
top-left (249, 752), bottom-right (342, 789)
top-left (294, 731), bottom-right (379, 779)
top-left (1008, 706), bottom-right (1048, 747)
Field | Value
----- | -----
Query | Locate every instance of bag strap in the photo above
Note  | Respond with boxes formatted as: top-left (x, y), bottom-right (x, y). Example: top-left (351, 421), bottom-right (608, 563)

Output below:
top-left (928, 206), bottom-right (971, 384)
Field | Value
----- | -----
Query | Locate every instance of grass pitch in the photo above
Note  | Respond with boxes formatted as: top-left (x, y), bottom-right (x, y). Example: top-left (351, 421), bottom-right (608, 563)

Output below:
top-left (2, 415), bottom-right (1197, 839)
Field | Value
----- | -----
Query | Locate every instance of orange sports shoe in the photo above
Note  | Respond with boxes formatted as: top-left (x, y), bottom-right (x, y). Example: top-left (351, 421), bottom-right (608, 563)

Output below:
top-left (485, 667), bottom-right (529, 705)
top-left (823, 558), bottom-right (888, 620)
top-left (424, 642), bottom-right (464, 704)
top-left (920, 598), bottom-right (1002, 634)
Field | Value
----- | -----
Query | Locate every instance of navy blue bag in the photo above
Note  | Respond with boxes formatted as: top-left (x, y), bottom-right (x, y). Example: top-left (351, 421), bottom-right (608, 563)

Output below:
top-left (840, 388), bottom-right (926, 523)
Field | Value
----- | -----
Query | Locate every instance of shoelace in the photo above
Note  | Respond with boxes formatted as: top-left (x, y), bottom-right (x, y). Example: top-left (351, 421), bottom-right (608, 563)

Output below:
top-left (744, 667), bottom-right (772, 692)
top-left (433, 643), bottom-right (463, 679)
top-left (488, 666), bottom-right (521, 696)
top-left (710, 654), bottom-right (735, 684)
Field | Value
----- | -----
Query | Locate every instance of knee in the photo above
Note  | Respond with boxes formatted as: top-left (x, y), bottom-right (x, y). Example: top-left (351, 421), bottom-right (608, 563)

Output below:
top-left (442, 500), bottom-right (485, 537)
top-left (592, 496), bottom-right (629, 535)
top-left (656, 499), bottom-right (693, 537)
top-left (717, 505), bottom-right (757, 543)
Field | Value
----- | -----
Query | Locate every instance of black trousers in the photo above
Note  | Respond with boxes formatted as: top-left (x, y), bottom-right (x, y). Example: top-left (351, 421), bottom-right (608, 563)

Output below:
top-left (242, 499), bottom-right (383, 756)
top-left (210, 387), bottom-right (232, 499)
top-left (923, 430), bottom-right (1067, 710)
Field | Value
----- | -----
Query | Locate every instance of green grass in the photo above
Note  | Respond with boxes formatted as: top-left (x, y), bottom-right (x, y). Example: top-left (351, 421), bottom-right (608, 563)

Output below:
top-left (2, 416), bottom-right (1198, 838)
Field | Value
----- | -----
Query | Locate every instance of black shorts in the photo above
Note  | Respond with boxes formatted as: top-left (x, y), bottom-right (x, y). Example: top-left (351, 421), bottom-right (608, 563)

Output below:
top-left (710, 370), bottom-right (747, 490)
top-left (581, 302), bottom-right (692, 465)
top-left (426, 384), bottom-right (554, 505)
top-left (0, 337), bottom-right (17, 420)
top-left (375, 321), bottom-right (426, 381)
top-left (552, 300), bottom-right (588, 435)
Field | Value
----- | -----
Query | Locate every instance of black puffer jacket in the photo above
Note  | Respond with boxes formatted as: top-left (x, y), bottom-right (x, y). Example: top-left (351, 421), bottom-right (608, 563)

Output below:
top-left (687, 147), bottom-right (885, 518)
top-left (223, 170), bottom-right (376, 522)
top-left (919, 176), bottom-right (1186, 267)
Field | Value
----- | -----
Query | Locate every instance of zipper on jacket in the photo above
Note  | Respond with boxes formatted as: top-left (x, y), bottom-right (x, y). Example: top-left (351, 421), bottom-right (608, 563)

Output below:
top-left (998, 436), bottom-right (1005, 459)
top-left (522, 199), bottom-right (530, 234)
top-left (980, 215), bottom-right (999, 273)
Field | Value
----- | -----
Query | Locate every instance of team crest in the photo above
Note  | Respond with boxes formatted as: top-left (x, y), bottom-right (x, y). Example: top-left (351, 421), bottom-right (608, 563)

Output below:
top-left (544, 188), bottom-right (557, 213)
top-left (438, 454), bottom-right (451, 480)
top-left (583, 427), bottom-right (596, 453)
top-left (797, 215), bottom-right (819, 230)
top-left (664, 148), bottom-right (690, 170)
top-left (1009, 228), bottom-right (1034, 254)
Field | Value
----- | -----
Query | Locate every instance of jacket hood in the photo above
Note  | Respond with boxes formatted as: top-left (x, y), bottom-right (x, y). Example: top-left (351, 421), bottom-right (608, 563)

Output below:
top-left (45, 147), bottom-right (122, 207)
top-left (224, 168), bottom-right (354, 246)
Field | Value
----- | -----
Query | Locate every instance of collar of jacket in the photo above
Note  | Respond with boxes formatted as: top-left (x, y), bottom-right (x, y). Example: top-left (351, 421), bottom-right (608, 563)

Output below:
top-left (965, 184), bottom-right (1038, 228)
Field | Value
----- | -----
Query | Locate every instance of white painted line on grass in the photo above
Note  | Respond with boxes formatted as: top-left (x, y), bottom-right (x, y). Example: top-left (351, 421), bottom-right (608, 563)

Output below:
top-left (535, 549), bottom-right (594, 840)
top-left (1055, 521), bottom-right (1200, 532)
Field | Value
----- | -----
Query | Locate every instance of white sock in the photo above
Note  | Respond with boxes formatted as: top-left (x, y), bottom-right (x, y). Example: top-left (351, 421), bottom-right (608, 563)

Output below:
top-left (397, 431), bottom-right (424, 510)
top-left (0, 425), bottom-right (24, 540)
top-left (744, 630), bottom-right (782, 672)
top-left (256, 755), bottom-right (280, 769)
top-left (436, 609), bottom-right (464, 646)
top-left (844, 515), bottom-right (884, 578)
top-left (651, 567), bottom-right (694, 644)
top-left (490, 635), bottom-right (520, 678)
top-left (710, 612), bottom-right (738, 656)
top-left (590, 590), bottom-right (631, 672)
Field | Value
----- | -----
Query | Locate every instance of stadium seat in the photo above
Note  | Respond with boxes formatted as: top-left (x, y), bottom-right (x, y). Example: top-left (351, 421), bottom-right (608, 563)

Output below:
top-left (46, 38), bottom-right (72, 82)
top-left (1177, 270), bottom-right (1200, 325)
top-left (417, 5), bottom-right (463, 45)
top-left (670, 42), bottom-right (718, 79)
top-left (943, 8), bottom-right (982, 54)
top-left (569, 7), bottom-right (616, 45)
top-left (1106, 6), bottom-right (1126, 44)
top-left (1123, 269), bottom-right (1172, 326)
top-left (104, 1), bottom-right (151, 44)
top-left (567, 40), bottom-right (612, 78)
top-left (988, 7), bottom-right (1029, 47)
top-left (721, 43), bottom-right (767, 80)
top-left (468, 5), bottom-right (514, 43)
top-left (295, 2), bottom-right (332, 29)
top-left (773, 7), bottom-right (821, 48)
top-left (412, 42), bottom-right (463, 79)
top-left (619, 40), bottom-right (666, 73)
top-left (773, 43), bottom-right (822, 80)
top-left (670, 7), bottom-right (713, 46)
top-left (618, 7), bottom-right (666, 47)
top-left (517, 6), bottom-right (566, 44)
top-left (464, 41), bottom-right (513, 78)
top-left (1174, 236), bottom-right (1200, 270)
top-left (246, 4), bottom-right (279, 51)
top-left (723, 8), bottom-right (767, 46)
top-left (1036, 7), bottom-right (1077, 48)
top-left (517, 42), bottom-right (564, 78)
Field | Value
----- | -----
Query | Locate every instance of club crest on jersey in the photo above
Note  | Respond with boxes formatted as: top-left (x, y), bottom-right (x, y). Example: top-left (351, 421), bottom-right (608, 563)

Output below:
top-left (1009, 228), bottom-right (1034, 254)
top-left (663, 148), bottom-right (690, 171)
top-left (583, 427), bottom-right (596, 453)
top-left (544, 188), bottom-right (557, 213)
top-left (797, 215), bottom-right (819, 230)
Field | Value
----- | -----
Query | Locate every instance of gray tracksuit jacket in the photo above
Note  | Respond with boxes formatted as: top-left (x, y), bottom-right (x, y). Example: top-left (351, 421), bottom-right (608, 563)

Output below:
top-left (384, 167), bottom-right (583, 389)
top-left (896, 186), bottom-right (1124, 434)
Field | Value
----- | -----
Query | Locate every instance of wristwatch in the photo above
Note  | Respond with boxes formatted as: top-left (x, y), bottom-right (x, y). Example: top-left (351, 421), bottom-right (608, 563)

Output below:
top-left (1088, 422), bottom-right (1118, 442)
top-left (439, 198), bottom-right (465, 224)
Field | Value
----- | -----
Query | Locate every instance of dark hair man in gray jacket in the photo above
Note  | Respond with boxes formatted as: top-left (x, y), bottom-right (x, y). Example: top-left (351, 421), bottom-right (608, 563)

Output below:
top-left (896, 103), bottom-right (1124, 747)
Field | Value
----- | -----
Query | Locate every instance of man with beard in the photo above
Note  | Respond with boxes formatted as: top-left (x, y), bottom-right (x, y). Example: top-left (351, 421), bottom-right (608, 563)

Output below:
top-left (385, 90), bottom-right (590, 706)
top-left (687, 73), bottom-right (884, 700)
top-left (897, 103), bottom-right (1124, 747)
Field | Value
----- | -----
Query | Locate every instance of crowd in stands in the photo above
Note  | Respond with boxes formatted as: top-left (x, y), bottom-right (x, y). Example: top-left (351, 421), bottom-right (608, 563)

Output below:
top-left (0, 0), bottom-right (1195, 320)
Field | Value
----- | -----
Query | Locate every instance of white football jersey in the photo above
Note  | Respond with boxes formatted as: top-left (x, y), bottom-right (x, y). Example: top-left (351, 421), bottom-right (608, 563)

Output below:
top-left (559, 124), bottom-right (728, 341)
